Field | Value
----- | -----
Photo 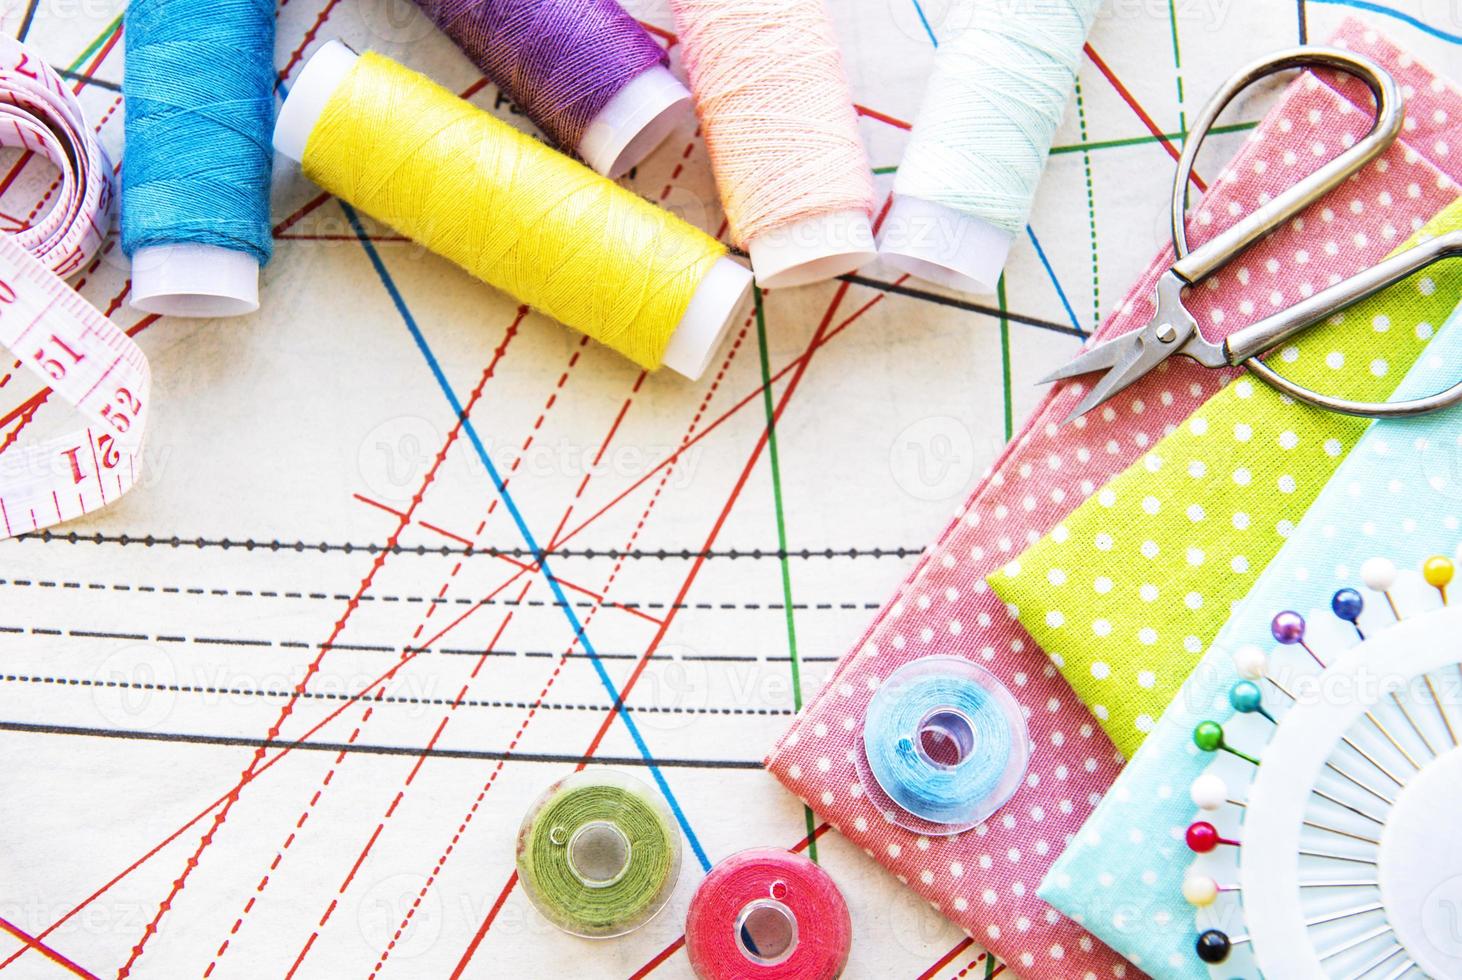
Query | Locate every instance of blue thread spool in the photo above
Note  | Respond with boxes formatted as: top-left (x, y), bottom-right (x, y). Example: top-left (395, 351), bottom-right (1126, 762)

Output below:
top-left (860, 655), bottom-right (1028, 834)
top-left (122, 0), bottom-right (275, 317)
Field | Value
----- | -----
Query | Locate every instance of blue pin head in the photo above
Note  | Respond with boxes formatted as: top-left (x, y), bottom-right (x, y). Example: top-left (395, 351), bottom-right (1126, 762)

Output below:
top-left (1229, 680), bottom-right (1264, 714)
top-left (1332, 588), bottom-right (1364, 623)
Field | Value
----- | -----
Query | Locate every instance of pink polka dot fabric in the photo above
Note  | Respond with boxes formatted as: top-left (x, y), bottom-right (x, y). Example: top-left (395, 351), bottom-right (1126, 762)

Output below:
top-left (765, 19), bottom-right (1461, 979)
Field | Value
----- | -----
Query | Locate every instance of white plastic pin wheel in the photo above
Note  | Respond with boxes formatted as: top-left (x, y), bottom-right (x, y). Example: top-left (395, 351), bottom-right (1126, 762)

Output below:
top-left (1184, 553), bottom-right (1462, 979)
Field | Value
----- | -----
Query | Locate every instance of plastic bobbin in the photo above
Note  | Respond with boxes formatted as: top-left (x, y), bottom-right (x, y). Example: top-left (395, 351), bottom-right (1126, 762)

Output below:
top-left (876, 193), bottom-right (1013, 295)
top-left (273, 40), bottom-right (751, 382)
top-left (856, 655), bottom-right (1030, 835)
top-left (685, 848), bottom-right (851, 980)
top-left (515, 769), bottom-right (682, 938)
top-left (578, 65), bottom-right (694, 179)
top-left (746, 209), bottom-right (876, 289)
top-left (130, 243), bottom-right (260, 318)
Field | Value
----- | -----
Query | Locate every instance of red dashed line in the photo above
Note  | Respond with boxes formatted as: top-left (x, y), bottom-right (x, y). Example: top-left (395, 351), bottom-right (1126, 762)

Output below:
top-left (277, 0), bottom-right (340, 82)
top-left (380, 318), bottom-right (752, 978)
top-left (118, 318), bottom-right (518, 978)
top-left (216, 324), bottom-right (582, 974)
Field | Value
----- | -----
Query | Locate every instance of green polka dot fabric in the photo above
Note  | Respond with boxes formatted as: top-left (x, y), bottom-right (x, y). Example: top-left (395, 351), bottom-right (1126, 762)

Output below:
top-left (989, 196), bottom-right (1462, 759)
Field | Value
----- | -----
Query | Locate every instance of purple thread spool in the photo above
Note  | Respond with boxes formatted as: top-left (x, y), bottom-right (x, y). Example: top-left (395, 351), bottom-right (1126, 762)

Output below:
top-left (417, 0), bottom-right (692, 176)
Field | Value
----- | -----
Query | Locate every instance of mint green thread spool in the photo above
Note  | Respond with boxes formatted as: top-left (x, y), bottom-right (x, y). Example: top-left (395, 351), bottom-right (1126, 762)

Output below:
top-left (516, 770), bottom-right (682, 937)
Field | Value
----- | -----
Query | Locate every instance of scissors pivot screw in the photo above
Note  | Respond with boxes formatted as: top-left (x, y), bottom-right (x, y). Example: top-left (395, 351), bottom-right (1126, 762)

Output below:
top-left (1156, 323), bottom-right (1179, 343)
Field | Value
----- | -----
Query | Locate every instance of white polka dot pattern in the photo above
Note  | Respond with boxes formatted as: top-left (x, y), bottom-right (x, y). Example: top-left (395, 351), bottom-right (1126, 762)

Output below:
top-left (1040, 304), bottom-right (1462, 980)
top-left (765, 19), bottom-right (1462, 980)
top-left (992, 196), bottom-right (1461, 757)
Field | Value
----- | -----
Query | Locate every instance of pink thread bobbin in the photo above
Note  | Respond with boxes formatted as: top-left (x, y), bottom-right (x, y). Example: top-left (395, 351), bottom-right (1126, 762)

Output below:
top-left (685, 848), bottom-right (852, 980)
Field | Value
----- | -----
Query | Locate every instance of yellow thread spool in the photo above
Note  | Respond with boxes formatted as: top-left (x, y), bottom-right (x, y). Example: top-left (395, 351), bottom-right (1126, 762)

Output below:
top-left (273, 42), bottom-right (751, 379)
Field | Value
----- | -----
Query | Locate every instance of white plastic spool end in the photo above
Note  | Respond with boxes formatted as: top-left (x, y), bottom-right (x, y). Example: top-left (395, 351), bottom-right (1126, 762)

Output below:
top-left (129, 244), bottom-right (260, 318)
top-left (661, 257), bottom-right (752, 381)
top-left (748, 209), bottom-right (876, 289)
top-left (273, 39), bottom-right (358, 164)
top-left (578, 66), bottom-right (694, 179)
top-left (877, 194), bottom-right (1013, 296)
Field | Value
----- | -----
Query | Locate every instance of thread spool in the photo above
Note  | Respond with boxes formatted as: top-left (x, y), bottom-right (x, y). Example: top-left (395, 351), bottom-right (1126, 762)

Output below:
top-left (857, 655), bottom-right (1029, 835)
top-left (516, 769), bottom-right (682, 937)
top-left (412, 0), bottom-right (693, 178)
top-left (667, 0), bottom-right (876, 288)
top-left (685, 848), bottom-right (851, 980)
top-left (274, 42), bottom-right (750, 380)
top-left (122, 0), bottom-right (275, 317)
top-left (879, 0), bottom-right (1103, 294)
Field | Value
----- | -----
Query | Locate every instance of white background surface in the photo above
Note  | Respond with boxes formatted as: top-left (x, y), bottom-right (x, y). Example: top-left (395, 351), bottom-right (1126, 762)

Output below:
top-left (0, 0), bottom-right (1457, 977)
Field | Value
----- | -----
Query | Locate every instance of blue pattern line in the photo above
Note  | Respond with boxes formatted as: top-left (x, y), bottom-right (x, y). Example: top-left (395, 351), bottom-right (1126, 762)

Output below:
top-left (1026, 226), bottom-right (1086, 337)
top-left (341, 201), bottom-right (712, 872)
top-left (1309, 0), bottom-right (1462, 44)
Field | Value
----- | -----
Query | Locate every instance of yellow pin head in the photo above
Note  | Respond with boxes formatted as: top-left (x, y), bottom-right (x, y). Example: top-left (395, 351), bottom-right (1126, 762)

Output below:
top-left (1424, 555), bottom-right (1455, 590)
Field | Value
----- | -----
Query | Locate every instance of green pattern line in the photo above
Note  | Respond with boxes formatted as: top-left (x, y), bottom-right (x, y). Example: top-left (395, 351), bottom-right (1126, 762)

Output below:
top-left (67, 12), bottom-right (121, 71)
top-left (997, 275), bottom-right (1012, 441)
top-left (1166, 0), bottom-right (1189, 140)
top-left (1072, 77), bottom-right (1101, 330)
top-left (753, 288), bottom-right (818, 861)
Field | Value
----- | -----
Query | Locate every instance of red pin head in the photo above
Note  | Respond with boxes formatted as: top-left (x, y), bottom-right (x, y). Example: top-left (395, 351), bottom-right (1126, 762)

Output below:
top-left (1186, 821), bottom-right (1222, 853)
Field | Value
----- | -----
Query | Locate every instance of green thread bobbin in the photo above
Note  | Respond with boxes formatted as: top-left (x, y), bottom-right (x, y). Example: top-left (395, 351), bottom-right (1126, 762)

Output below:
top-left (516, 769), bottom-right (682, 938)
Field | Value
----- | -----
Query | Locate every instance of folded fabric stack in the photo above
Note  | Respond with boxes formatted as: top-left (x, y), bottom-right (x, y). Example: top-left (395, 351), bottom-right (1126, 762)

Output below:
top-left (1036, 291), bottom-right (1462, 979)
top-left (767, 17), bottom-right (1462, 980)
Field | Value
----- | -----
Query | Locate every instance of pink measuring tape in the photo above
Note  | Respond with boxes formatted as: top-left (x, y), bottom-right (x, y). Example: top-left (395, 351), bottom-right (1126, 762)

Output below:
top-left (0, 36), bottom-right (149, 538)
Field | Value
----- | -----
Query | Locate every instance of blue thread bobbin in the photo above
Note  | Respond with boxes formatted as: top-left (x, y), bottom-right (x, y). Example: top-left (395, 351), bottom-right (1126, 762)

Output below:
top-left (857, 655), bottom-right (1029, 835)
top-left (122, 0), bottom-right (275, 317)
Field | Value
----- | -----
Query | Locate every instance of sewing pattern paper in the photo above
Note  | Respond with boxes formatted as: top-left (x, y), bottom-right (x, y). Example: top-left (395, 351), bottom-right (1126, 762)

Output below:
top-left (990, 197), bottom-right (1462, 758)
top-left (766, 20), bottom-right (1461, 979)
top-left (1039, 298), bottom-right (1462, 979)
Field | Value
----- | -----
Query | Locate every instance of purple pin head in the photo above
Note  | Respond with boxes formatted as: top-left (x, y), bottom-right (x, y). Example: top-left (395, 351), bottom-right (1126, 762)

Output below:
top-left (1271, 610), bottom-right (1305, 645)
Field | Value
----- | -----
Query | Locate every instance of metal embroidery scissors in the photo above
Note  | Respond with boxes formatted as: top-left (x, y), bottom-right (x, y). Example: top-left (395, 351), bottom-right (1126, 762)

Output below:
top-left (1043, 47), bottom-right (1462, 424)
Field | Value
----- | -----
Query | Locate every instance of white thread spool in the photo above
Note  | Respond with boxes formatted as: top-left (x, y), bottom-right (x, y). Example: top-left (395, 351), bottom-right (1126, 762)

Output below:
top-left (879, 0), bottom-right (1103, 294)
top-left (274, 41), bottom-right (752, 382)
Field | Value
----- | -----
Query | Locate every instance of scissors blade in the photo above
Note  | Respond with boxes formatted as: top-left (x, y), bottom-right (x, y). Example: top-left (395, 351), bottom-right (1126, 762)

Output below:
top-left (1036, 336), bottom-right (1131, 386)
top-left (1059, 323), bottom-right (1178, 425)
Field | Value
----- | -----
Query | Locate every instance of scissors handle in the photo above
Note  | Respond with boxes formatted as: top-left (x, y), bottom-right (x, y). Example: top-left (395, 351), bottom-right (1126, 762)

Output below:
top-left (1224, 230), bottom-right (1462, 366)
top-left (1169, 48), bottom-right (1403, 286)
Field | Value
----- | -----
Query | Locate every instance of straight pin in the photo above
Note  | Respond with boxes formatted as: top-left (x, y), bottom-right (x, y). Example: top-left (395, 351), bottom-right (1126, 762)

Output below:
top-left (1346, 943), bottom-right (1406, 980)
top-left (1193, 721), bottom-right (1259, 765)
top-left (1424, 555), bottom-right (1453, 605)
top-left (1332, 588), bottom-right (1366, 639)
top-left (1268, 672), bottom-right (1403, 792)
top-left (1299, 849), bottom-right (1377, 865)
top-left (1362, 557), bottom-right (1401, 620)
top-left (1319, 923), bottom-right (1394, 961)
top-left (1310, 786), bottom-right (1386, 825)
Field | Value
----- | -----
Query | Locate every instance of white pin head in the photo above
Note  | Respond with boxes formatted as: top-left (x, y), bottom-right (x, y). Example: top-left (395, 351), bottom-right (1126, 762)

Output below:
top-left (1232, 645), bottom-right (1268, 680)
top-left (1190, 772), bottom-right (1228, 811)
top-left (1182, 872), bottom-right (1220, 907)
top-left (1361, 556), bottom-right (1398, 592)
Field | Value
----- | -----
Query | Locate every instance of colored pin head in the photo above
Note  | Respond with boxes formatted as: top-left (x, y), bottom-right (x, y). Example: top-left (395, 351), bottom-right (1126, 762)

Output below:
top-left (1190, 773), bottom-right (1228, 811)
top-left (1182, 873), bottom-right (1219, 907)
top-left (1193, 720), bottom-right (1260, 765)
top-left (1232, 645), bottom-right (1268, 680)
top-left (1196, 929), bottom-right (1232, 964)
top-left (1331, 588), bottom-right (1364, 623)
top-left (1229, 680), bottom-right (1262, 713)
top-left (1194, 720), bottom-right (1224, 753)
top-left (1186, 820), bottom-right (1222, 853)
top-left (1361, 556), bottom-right (1397, 592)
top-left (1362, 556), bottom-right (1402, 619)
top-left (1425, 555), bottom-right (1454, 604)
top-left (1270, 610), bottom-right (1305, 644)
